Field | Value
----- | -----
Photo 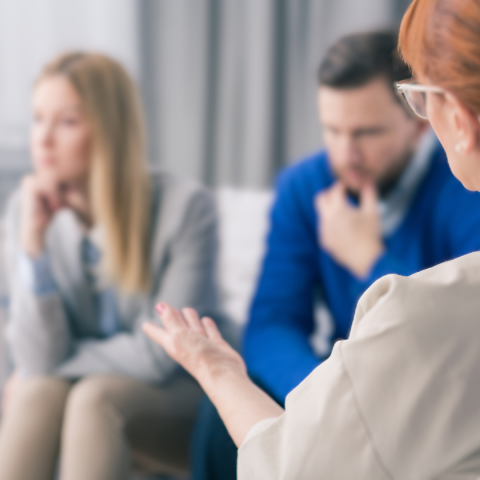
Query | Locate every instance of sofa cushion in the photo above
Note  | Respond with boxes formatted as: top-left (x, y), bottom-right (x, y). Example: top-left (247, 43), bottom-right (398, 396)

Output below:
top-left (216, 188), bottom-right (273, 326)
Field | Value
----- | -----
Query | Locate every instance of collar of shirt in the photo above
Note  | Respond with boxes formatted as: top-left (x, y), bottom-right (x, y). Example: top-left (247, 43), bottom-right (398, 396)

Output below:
top-left (378, 129), bottom-right (438, 237)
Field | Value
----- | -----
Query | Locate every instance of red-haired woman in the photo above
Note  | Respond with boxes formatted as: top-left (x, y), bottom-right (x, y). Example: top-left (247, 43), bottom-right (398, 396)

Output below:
top-left (143, 0), bottom-right (480, 478)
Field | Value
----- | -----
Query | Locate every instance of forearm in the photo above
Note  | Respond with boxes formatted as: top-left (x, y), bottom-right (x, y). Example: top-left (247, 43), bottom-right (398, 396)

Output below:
top-left (202, 368), bottom-right (284, 447)
top-left (8, 292), bottom-right (72, 373)
top-left (55, 330), bottom-right (178, 383)
top-left (143, 305), bottom-right (284, 447)
top-left (7, 248), bottom-right (71, 373)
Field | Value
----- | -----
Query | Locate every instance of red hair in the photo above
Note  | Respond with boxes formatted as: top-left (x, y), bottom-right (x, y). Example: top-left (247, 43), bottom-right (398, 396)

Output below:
top-left (399, 0), bottom-right (480, 113)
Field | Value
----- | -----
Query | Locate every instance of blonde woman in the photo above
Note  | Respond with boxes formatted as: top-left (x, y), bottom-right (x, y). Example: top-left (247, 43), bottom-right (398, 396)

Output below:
top-left (0, 52), bottom-right (227, 480)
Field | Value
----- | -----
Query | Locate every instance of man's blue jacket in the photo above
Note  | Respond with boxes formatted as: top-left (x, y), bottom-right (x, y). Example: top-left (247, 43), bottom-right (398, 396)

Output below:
top-left (244, 143), bottom-right (480, 403)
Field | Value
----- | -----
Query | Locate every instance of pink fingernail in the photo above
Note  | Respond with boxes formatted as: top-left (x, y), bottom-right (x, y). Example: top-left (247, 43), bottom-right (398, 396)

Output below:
top-left (156, 303), bottom-right (165, 314)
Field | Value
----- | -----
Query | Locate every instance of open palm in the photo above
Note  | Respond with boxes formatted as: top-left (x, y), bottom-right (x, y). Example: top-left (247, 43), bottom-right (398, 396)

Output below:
top-left (143, 304), bottom-right (246, 388)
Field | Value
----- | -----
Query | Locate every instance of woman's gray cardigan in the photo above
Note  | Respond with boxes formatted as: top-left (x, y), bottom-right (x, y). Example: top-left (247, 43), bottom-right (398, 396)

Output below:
top-left (3, 171), bottom-right (229, 384)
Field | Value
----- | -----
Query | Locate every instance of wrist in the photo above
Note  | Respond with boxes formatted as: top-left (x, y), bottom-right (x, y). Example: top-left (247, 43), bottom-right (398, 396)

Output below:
top-left (21, 233), bottom-right (45, 259)
top-left (200, 361), bottom-right (249, 400)
top-left (352, 241), bottom-right (384, 278)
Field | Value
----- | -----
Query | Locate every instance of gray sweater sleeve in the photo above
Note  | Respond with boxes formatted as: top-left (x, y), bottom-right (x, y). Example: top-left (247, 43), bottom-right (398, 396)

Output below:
top-left (4, 193), bottom-right (73, 375)
top-left (55, 187), bottom-right (222, 383)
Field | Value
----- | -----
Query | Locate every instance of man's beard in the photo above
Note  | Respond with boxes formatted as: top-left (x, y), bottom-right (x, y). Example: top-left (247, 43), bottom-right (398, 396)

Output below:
top-left (341, 148), bottom-right (415, 201)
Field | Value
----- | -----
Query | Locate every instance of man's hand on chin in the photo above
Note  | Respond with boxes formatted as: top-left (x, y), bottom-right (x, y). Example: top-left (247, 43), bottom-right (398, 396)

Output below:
top-left (315, 181), bottom-right (384, 278)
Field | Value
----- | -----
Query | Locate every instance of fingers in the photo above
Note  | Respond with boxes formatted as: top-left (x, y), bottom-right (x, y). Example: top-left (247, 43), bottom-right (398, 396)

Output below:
top-left (155, 303), bottom-right (219, 341)
top-left (143, 323), bottom-right (164, 343)
top-left (315, 191), bottom-right (325, 213)
top-left (23, 174), bottom-right (63, 213)
top-left (360, 183), bottom-right (378, 215)
top-left (142, 322), bottom-right (169, 345)
top-left (182, 308), bottom-right (207, 335)
top-left (201, 317), bottom-right (223, 341)
top-left (155, 303), bottom-right (187, 331)
top-left (331, 181), bottom-right (346, 200)
top-left (316, 181), bottom-right (348, 214)
top-left (35, 174), bottom-right (62, 207)
top-left (316, 185), bottom-right (333, 212)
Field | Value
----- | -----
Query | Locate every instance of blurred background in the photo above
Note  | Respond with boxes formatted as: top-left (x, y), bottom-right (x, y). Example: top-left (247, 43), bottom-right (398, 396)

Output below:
top-left (0, 0), bottom-right (416, 441)
top-left (0, 0), bottom-right (412, 206)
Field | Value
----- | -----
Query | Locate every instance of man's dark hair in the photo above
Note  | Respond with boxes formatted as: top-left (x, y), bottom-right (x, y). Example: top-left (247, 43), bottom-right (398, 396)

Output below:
top-left (318, 31), bottom-right (411, 95)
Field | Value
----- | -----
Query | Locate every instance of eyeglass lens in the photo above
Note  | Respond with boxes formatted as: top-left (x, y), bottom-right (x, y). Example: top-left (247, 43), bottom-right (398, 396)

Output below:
top-left (402, 90), bottom-right (428, 119)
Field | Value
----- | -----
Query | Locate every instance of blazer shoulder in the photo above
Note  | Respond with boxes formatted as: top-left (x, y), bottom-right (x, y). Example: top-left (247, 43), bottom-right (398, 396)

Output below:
top-left (149, 170), bottom-right (213, 208)
top-left (351, 252), bottom-right (480, 340)
top-left (148, 170), bottom-right (216, 244)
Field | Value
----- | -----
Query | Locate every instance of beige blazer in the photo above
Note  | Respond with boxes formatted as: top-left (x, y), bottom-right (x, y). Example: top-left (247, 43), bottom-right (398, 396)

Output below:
top-left (4, 171), bottom-right (232, 384)
top-left (239, 252), bottom-right (480, 479)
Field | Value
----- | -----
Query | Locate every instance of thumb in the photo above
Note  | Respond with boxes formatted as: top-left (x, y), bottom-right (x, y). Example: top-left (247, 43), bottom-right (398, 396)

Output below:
top-left (143, 322), bottom-right (170, 348)
top-left (360, 183), bottom-right (378, 215)
top-left (202, 317), bottom-right (223, 341)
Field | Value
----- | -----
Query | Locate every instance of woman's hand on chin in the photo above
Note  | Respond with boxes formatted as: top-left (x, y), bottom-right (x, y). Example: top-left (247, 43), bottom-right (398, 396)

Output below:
top-left (20, 174), bottom-right (64, 258)
top-left (143, 304), bottom-right (247, 391)
top-left (20, 174), bottom-right (93, 258)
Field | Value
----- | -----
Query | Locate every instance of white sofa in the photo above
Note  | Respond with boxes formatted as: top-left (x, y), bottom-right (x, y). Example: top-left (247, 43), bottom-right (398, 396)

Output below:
top-left (216, 187), bottom-right (274, 326)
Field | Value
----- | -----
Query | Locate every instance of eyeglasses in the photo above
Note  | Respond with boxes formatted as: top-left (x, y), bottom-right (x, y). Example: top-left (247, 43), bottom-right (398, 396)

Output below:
top-left (395, 80), bottom-right (444, 120)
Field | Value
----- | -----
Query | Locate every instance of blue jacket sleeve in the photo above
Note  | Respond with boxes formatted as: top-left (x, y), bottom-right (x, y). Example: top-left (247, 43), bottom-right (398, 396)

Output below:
top-left (243, 170), bottom-right (321, 403)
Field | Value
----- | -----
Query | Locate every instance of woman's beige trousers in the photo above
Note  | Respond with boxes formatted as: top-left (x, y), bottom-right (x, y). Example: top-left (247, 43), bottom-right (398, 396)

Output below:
top-left (0, 374), bottom-right (203, 480)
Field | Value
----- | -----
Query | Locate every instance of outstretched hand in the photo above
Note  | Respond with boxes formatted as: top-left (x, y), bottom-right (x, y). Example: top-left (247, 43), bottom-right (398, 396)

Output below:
top-left (144, 303), bottom-right (284, 447)
top-left (143, 304), bottom-right (246, 390)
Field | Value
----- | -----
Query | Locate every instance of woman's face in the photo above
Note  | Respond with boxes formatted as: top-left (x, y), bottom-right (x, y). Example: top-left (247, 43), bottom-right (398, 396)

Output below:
top-left (425, 78), bottom-right (480, 191)
top-left (31, 75), bottom-right (92, 185)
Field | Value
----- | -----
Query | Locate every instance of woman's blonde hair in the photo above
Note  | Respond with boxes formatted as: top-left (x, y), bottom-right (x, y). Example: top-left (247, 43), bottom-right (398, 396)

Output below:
top-left (39, 52), bottom-right (151, 293)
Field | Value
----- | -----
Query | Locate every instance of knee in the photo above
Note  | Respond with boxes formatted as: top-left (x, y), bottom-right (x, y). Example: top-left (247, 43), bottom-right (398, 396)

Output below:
top-left (64, 375), bottom-right (121, 421)
top-left (8, 376), bottom-right (69, 418)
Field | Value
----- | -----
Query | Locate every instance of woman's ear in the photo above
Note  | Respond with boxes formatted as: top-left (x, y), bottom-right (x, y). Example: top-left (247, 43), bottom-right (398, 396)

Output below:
top-left (444, 92), bottom-right (480, 154)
